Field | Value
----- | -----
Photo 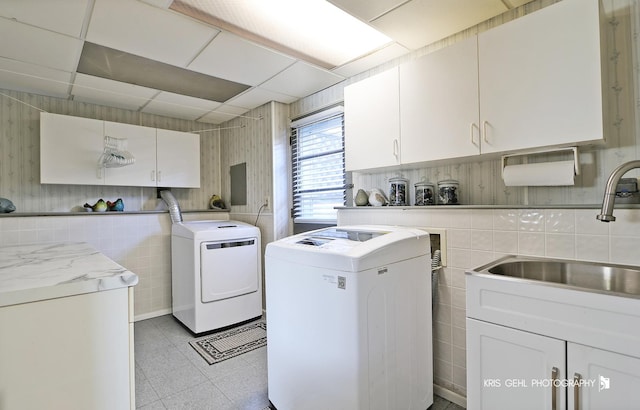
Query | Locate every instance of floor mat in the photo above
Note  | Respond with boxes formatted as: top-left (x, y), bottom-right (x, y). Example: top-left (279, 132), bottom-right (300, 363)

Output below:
top-left (189, 320), bottom-right (266, 365)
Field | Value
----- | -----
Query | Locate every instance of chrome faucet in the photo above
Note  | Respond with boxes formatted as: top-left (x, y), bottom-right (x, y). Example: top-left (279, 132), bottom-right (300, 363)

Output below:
top-left (597, 160), bottom-right (640, 222)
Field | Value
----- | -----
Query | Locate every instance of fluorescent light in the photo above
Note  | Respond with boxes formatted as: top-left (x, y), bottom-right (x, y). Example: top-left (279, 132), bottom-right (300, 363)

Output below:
top-left (171, 0), bottom-right (392, 68)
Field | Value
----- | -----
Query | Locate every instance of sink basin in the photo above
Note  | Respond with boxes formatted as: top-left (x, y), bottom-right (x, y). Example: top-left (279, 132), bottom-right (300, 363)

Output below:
top-left (471, 255), bottom-right (640, 298)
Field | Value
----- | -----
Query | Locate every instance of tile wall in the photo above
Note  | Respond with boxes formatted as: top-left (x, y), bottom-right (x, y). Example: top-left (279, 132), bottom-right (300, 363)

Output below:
top-left (0, 211), bottom-right (224, 320)
top-left (338, 206), bottom-right (640, 404)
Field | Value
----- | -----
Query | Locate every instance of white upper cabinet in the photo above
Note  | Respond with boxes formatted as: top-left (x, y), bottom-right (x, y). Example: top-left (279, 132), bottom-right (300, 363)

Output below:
top-left (40, 113), bottom-right (200, 188)
top-left (478, 0), bottom-right (603, 154)
top-left (156, 128), bottom-right (201, 188)
top-left (344, 68), bottom-right (401, 171)
top-left (344, 0), bottom-right (603, 169)
top-left (40, 113), bottom-right (103, 185)
top-left (400, 36), bottom-right (480, 164)
top-left (102, 120), bottom-right (157, 187)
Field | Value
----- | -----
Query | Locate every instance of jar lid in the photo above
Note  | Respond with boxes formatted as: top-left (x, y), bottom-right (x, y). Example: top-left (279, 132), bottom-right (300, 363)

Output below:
top-left (438, 179), bottom-right (459, 186)
top-left (414, 182), bottom-right (434, 187)
top-left (389, 177), bottom-right (408, 183)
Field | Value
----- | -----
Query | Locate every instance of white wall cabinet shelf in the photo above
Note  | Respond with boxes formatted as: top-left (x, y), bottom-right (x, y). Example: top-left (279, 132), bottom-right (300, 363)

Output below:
top-left (345, 0), bottom-right (604, 170)
top-left (102, 120), bottom-right (157, 187)
top-left (399, 36), bottom-right (480, 164)
top-left (156, 128), bottom-right (201, 188)
top-left (477, 0), bottom-right (603, 154)
top-left (466, 267), bottom-right (640, 410)
top-left (40, 113), bottom-right (200, 188)
top-left (344, 68), bottom-right (400, 171)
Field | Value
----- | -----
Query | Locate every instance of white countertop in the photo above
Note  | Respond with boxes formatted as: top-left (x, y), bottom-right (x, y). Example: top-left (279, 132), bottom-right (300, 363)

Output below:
top-left (0, 242), bottom-right (138, 307)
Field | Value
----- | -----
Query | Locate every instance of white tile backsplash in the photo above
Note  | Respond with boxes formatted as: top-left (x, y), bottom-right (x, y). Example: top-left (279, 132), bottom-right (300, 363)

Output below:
top-left (338, 206), bottom-right (640, 400)
top-left (545, 209), bottom-right (576, 233)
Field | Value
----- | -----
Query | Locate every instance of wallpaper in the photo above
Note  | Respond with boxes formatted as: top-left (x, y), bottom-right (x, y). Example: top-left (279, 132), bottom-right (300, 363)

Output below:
top-left (0, 90), bottom-right (222, 213)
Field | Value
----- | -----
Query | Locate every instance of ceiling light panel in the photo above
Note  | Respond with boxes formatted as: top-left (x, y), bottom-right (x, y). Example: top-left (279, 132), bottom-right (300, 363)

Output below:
top-left (86, 0), bottom-right (218, 67)
top-left (188, 31), bottom-right (295, 86)
top-left (0, 0), bottom-right (91, 38)
top-left (172, 0), bottom-right (391, 68)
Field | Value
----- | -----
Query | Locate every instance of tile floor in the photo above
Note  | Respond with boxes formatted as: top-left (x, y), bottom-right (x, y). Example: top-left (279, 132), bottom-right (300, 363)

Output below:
top-left (134, 314), bottom-right (464, 410)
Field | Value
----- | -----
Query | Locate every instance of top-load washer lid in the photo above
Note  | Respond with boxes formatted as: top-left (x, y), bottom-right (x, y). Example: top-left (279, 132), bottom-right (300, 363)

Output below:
top-left (171, 220), bottom-right (260, 241)
top-left (266, 225), bottom-right (430, 272)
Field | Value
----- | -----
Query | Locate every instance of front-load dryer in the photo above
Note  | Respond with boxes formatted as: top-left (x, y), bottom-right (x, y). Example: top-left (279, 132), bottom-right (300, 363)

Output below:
top-left (172, 220), bottom-right (262, 334)
top-left (265, 225), bottom-right (433, 410)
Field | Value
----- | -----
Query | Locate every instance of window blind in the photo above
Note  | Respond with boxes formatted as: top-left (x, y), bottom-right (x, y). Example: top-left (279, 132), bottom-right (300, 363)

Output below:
top-left (291, 112), bottom-right (345, 223)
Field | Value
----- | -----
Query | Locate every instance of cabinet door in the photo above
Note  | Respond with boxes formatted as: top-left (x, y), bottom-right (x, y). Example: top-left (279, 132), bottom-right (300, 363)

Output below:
top-left (467, 318), bottom-right (566, 410)
top-left (156, 129), bottom-right (200, 188)
top-left (400, 36), bottom-right (480, 164)
top-left (568, 343), bottom-right (640, 410)
top-left (40, 113), bottom-right (104, 185)
top-left (478, 0), bottom-right (603, 154)
top-left (344, 68), bottom-right (400, 171)
top-left (103, 121), bottom-right (157, 187)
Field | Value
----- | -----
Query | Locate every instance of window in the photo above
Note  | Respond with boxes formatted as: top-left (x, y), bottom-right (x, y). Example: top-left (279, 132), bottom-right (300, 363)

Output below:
top-left (291, 108), bottom-right (346, 224)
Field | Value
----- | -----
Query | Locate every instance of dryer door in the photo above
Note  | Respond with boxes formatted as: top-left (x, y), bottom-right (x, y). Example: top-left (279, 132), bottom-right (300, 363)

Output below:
top-left (200, 237), bottom-right (259, 303)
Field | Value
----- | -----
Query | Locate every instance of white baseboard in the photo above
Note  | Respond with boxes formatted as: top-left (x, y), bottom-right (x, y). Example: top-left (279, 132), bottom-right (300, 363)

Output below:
top-left (434, 384), bottom-right (467, 408)
top-left (134, 308), bottom-right (172, 322)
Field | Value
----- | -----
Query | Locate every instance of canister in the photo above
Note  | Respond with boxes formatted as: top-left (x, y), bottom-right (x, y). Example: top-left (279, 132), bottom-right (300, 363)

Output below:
top-left (388, 177), bottom-right (409, 206)
top-left (414, 182), bottom-right (435, 206)
top-left (437, 179), bottom-right (459, 205)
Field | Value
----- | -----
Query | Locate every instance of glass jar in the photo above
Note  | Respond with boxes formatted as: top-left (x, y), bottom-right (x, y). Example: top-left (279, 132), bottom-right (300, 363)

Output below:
top-left (414, 182), bottom-right (435, 206)
top-left (388, 177), bottom-right (409, 206)
top-left (438, 180), bottom-right (460, 205)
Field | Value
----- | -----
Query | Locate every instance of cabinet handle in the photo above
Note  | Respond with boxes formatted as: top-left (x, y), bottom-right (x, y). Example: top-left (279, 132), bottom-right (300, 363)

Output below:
top-left (483, 120), bottom-right (489, 143)
top-left (470, 123), bottom-right (479, 146)
top-left (551, 367), bottom-right (559, 410)
top-left (393, 139), bottom-right (399, 160)
top-left (151, 170), bottom-right (155, 181)
top-left (157, 170), bottom-right (162, 183)
top-left (574, 373), bottom-right (582, 410)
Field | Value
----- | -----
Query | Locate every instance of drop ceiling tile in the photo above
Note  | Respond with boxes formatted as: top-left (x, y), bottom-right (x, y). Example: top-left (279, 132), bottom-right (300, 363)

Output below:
top-left (86, 0), bottom-right (218, 67)
top-left (509, 0), bottom-right (536, 6)
top-left (72, 73), bottom-right (158, 111)
top-left (189, 31), bottom-right (295, 86)
top-left (227, 87), bottom-right (298, 110)
top-left (371, 0), bottom-right (508, 49)
top-left (327, 0), bottom-right (408, 21)
top-left (142, 91), bottom-right (221, 120)
top-left (260, 61), bottom-right (344, 98)
top-left (0, 18), bottom-right (83, 71)
top-left (333, 42), bottom-right (409, 78)
top-left (0, 58), bottom-right (72, 98)
top-left (198, 104), bottom-right (249, 124)
top-left (0, 0), bottom-right (90, 37)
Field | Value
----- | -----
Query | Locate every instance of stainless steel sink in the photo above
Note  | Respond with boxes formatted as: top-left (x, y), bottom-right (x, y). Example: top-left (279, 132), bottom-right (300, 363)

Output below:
top-left (470, 255), bottom-right (640, 298)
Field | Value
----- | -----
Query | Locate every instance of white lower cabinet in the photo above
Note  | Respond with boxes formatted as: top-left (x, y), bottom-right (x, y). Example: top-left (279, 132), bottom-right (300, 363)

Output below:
top-left (568, 343), bottom-right (640, 410)
top-left (0, 287), bottom-right (135, 410)
top-left (467, 318), bottom-right (566, 410)
top-left (467, 318), bottom-right (640, 410)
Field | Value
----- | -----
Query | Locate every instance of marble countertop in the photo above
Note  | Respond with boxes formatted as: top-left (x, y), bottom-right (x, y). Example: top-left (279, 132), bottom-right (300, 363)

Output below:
top-left (0, 242), bottom-right (138, 308)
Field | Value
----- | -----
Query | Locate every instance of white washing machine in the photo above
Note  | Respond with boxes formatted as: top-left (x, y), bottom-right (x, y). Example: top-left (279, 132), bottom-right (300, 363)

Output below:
top-left (265, 225), bottom-right (433, 410)
top-left (172, 220), bottom-right (262, 334)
